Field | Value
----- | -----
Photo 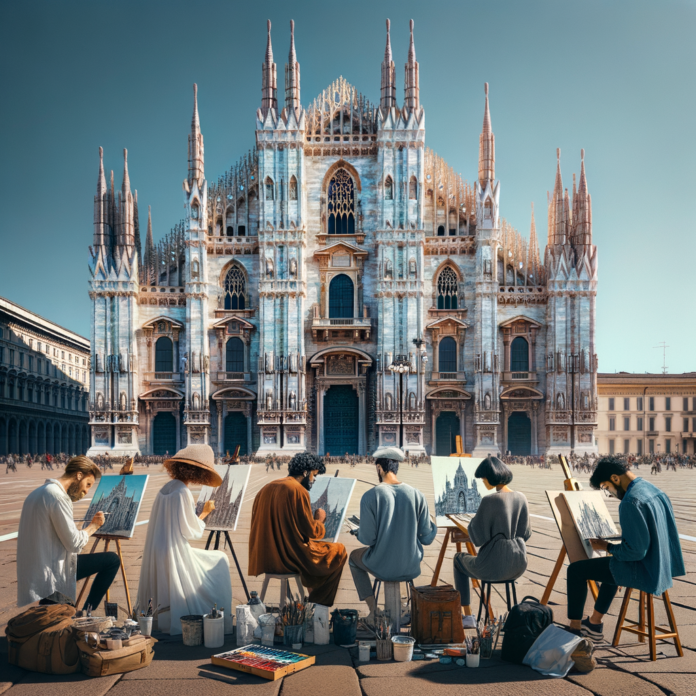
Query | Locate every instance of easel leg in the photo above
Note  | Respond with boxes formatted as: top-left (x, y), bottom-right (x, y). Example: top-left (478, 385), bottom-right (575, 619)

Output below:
top-left (431, 529), bottom-right (451, 587)
top-left (214, 531), bottom-right (221, 551)
top-left (540, 546), bottom-right (567, 605)
top-left (115, 539), bottom-right (133, 617)
top-left (103, 540), bottom-right (111, 602)
top-left (75, 537), bottom-right (101, 609)
top-left (225, 531), bottom-right (250, 602)
top-left (588, 580), bottom-right (599, 602)
top-left (205, 530), bottom-right (215, 550)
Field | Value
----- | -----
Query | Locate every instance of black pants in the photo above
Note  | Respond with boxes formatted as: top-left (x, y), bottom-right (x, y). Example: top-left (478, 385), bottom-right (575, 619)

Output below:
top-left (566, 556), bottom-right (619, 621)
top-left (76, 552), bottom-right (120, 611)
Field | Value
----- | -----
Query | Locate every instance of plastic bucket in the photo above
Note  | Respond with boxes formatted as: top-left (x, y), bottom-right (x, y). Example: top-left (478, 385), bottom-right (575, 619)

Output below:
top-left (283, 624), bottom-right (304, 647)
top-left (358, 641), bottom-right (371, 662)
top-left (314, 605), bottom-right (330, 645)
top-left (180, 615), bottom-right (203, 646)
top-left (466, 652), bottom-right (480, 668)
top-left (392, 636), bottom-right (415, 662)
top-left (332, 609), bottom-right (358, 646)
top-left (258, 613), bottom-right (277, 647)
top-left (204, 614), bottom-right (225, 649)
top-left (138, 616), bottom-right (153, 637)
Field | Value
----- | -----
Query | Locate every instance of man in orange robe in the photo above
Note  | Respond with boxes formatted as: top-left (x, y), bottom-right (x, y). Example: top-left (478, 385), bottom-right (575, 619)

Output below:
top-left (249, 453), bottom-right (347, 606)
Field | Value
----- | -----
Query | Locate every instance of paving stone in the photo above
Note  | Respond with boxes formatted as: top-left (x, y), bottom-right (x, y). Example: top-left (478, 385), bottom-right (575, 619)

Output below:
top-left (567, 665), bottom-right (665, 696)
top-left (108, 676), bottom-right (280, 696)
top-left (2, 673), bottom-right (121, 696)
top-left (0, 684), bottom-right (12, 696)
top-left (281, 665), bottom-right (360, 696)
top-left (607, 647), bottom-right (696, 696)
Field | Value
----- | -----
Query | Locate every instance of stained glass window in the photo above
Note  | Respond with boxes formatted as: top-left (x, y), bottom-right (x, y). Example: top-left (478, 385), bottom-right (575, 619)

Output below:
top-left (327, 169), bottom-right (355, 235)
top-left (437, 267), bottom-right (458, 309)
top-left (329, 274), bottom-right (354, 318)
top-left (223, 266), bottom-right (247, 310)
top-left (155, 337), bottom-right (173, 371)
top-left (226, 337), bottom-right (244, 372)
top-left (439, 337), bottom-right (457, 373)
top-left (511, 337), bottom-right (529, 371)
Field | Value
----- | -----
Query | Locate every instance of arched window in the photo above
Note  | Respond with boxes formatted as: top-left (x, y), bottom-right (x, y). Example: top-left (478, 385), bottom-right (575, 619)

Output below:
top-left (289, 175), bottom-right (298, 201)
top-left (327, 169), bottom-right (355, 235)
top-left (329, 274), bottom-right (354, 319)
top-left (155, 337), bottom-right (173, 372)
top-left (237, 225), bottom-right (246, 236)
top-left (409, 176), bottom-right (418, 200)
top-left (439, 337), bottom-right (457, 373)
top-left (506, 265), bottom-right (515, 285)
top-left (191, 203), bottom-right (199, 219)
top-left (484, 198), bottom-right (492, 219)
top-left (226, 225), bottom-right (234, 237)
top-left (384, 176), bottom-right (393, 200)
top-left (223, 265), bottom-right (247, 310)
top-left (265, 177), bottom-right (274, 200)
top-left (437, 267), bottom-right (459, 309)
top-left (226, 337), bottom-right (244, 372)
top-left (511, 337), bottom-right (529, 372)
top-left (437, 225), bottom-right (446, 236)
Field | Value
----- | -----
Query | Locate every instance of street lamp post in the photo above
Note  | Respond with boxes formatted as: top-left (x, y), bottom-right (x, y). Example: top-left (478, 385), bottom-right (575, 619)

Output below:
top-left (388, 354), bottom-right (411, 449)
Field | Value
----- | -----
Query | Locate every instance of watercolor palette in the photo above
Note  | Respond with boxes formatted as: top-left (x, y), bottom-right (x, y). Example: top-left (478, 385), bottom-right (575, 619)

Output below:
top-left (211, 645), bottom-right (315, 681)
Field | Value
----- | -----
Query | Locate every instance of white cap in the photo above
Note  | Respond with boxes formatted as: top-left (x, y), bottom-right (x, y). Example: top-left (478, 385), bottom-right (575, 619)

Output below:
top-left (373, 446), bottom-right (405, 462)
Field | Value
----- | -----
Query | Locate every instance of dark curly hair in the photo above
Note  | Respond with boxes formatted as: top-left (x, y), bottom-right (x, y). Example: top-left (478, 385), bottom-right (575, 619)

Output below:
top-left (166, 461), bottom-right (218, 487)
top-left (287, 452), bottom-right (326, 477)
top-left (589, 456), bottom-right (630, 490)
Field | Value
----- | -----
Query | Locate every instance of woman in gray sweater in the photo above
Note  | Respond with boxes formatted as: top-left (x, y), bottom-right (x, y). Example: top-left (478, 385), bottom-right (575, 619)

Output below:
top-left (453, 456), bottom-right (531, 608)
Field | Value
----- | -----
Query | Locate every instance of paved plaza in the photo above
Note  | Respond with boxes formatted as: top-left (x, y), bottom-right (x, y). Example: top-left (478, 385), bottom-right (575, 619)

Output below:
top-left (1, 461), bottom-right (695, 695)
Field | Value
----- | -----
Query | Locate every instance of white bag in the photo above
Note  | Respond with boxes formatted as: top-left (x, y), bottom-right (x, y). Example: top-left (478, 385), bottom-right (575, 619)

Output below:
top-left (235, 605), bottom-right (258, 646)
top-left (522, 624), bottom-right (583, 678)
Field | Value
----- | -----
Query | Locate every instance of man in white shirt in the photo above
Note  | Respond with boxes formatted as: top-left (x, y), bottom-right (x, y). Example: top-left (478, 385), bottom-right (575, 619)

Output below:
top-left (17, 456), bottom-right (119, 609)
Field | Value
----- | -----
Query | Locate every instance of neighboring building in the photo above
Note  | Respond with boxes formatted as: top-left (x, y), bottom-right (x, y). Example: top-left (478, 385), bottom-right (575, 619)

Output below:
top-left (597, 373), bottom-right (696, 455)
top-left (87, 19), bottom-right (599, 458)
top-left (0, 296), bottom-right (90, 455)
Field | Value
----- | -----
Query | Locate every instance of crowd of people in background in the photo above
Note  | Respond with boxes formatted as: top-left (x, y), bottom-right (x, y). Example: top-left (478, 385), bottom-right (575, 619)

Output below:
top-left (2, 448), bottom-right (695, 476)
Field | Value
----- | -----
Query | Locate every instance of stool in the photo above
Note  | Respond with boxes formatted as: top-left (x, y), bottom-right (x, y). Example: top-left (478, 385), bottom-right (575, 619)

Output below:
top-left (612, 588), bottom-right (683, 661)
top-left (477, 580), bottom-right (517, 623)
top-left (372, 580), bottom-right (412, 634)
top-left (259, 573), bottom-right (305, 607)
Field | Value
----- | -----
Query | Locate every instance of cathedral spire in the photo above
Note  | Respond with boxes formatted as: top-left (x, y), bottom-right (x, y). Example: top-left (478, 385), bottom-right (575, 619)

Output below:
top-left (284, 20), bottom-right (301, 113)
top-left (380, 19), bottom-right (396, 112)
top-left (403, 19), bottom-right (420, 112)
top-left (144, 206), bottom-right (155, 285)
top-left (121, 148), bottom-right (130, 199)
top-left (261, 19), bottom-right (277, 117)
top-left (551, 148), bottom-right (567, 245)
top-left (93, 147), bottom-right (107, 249)
top-left (188, 83), bottom-right (205, 186)
top-left (477, 83), bottom-right (495, 187)
top-left (133, 190), bottom-right (142, 264)
top-left (574, 149), bottom-right (592, 245)
top-left (118, 149), bottom-right (134, 249)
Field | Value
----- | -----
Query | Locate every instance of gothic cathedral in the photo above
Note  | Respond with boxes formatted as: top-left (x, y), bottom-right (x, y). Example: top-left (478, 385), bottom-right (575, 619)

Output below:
top-left (87, 20), bottom-right (598, 458)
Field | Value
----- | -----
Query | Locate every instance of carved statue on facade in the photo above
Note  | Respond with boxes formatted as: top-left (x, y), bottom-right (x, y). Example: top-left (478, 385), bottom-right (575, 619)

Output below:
top-left (409, 392), bottom-right (416, 410)
top-left (180, 352), bottom-right (188, 374)
top-left (289, 258), bottom-right (297, 278)
top-left (557, 392), bottom-right (565, 410)
top-left (192, 392), bottom-right (200, 411)
top-left (385, 260), bottom-right (393, 279)
top-left (120, 392), bottom-right (127, 411)
top-left (385, 392), bottom-right (393, 411)
top-left (203, 354), bottom-right (209, 372)
top-left (96, 392), bottom-right (104, 410)
top-left (265, 389), bottom-right (273, 410)
top-left (409, 258), bottom-right (417, 276)
top-left (289, 391), bottom-right (297, 410)
top-left (484, 392), bottom-right (492, 410)
top-left (266, 256), bottom-right (274, 278)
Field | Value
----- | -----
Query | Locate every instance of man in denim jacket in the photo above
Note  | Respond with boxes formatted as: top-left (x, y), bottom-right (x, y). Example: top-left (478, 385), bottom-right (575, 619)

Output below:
top-left (566, 456), bottom-right (685, 641)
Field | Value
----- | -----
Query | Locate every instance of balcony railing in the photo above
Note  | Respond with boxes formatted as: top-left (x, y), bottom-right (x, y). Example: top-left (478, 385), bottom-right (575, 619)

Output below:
top-left (144, 372), bottom-right (183, 382)
top-left (502, 371), bottom-right (538, 382)
top-left (215, 372), bottom-right (251, 382)
top-left (311, 316), bottom-right (372, 341)
top-left (429, 371), bottom-right (466, 383)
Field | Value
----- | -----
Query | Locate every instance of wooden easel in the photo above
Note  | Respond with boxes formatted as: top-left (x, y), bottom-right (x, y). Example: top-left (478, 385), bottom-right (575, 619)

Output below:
top-left (540, 455), bottom-right (599, 605)
top-left (75, 534), bottom-right (133, 615)
top-left (205, 529), bottom-right (250, 602)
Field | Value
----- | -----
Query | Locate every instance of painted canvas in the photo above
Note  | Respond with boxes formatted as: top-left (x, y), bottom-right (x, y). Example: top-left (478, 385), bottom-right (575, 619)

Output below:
top-left (309, 476), bottom-right (356, 542)
top-left (82, 475), bottom-right (149, 538)
top-left (431, 456), bottom-right (493, 527)
top-left (196, 465), bottom-right (251, 531)
top-left (561, 491), bottom-right (619, 559)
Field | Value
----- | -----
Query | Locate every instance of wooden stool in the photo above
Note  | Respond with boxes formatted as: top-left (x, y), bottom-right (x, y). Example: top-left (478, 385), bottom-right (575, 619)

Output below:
top-left (372, 580), bottom-right (411, 635)
top-left (259, 573), bottom-right (305, 607)
top-left (477, 580), bottom-right (518, 623)
top-left (612, 588), bottom-right (683, 661)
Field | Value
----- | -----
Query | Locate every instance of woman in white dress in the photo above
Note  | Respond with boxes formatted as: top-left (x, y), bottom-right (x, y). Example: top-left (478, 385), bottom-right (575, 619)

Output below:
top-left (138, 444), bottom-right (233, 635)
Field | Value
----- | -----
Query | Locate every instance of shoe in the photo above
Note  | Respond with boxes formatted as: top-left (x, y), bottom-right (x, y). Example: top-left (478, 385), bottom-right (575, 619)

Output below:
top-left (580, 617), bottom-right (604, 643)
top-left (570, 638), bottom-right (596, 673)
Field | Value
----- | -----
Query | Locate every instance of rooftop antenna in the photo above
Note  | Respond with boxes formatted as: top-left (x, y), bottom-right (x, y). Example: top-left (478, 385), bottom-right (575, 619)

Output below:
top-left (653, 342), bottom-right (669, 374)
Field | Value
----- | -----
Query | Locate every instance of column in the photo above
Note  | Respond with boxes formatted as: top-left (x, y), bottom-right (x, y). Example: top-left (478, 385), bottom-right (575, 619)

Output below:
top-left (358, 382), bottom-right (366, 456)
top-left (218, 402), bottom-right (224, 456)
top-left (317, 384), bottom-right (325, 455)
top-left (431, 406), bottom-right (437, 455)
top-left (245, 403), bottom-right (253, 455)
top-left (502, 403), bottom-right (508, 455)
top-left (531, 403), bottom-right (539, 455)
top-left (459, 403), bottom-right (466, 453)
top-left (176, 410), bottom-right (181, 450)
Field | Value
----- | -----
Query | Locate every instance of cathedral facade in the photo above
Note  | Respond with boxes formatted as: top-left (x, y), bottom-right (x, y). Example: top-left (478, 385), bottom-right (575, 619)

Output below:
top-left (87, 19), bottom-right (598, 458)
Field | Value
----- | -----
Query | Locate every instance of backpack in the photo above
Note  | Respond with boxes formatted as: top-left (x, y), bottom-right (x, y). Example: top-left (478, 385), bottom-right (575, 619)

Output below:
top-left (410, 583), bottom-right (465, 645)
top-left (6, 604), bottom-right (80, 675)
top-left (501, 596), bottom-right (554, 664)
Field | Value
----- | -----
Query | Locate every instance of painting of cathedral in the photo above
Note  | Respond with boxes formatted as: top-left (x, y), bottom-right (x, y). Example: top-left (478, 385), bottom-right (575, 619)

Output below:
top-left (562, 492), bottom-right (619, 559)
top-left (431, 457), bottom-right (493, 527)
top-left (196, 464), bottom-right (251, 531)
top-left (310, 476), bottom-right (356, 542)
top-left (83, 475), bottom-right (148, 538)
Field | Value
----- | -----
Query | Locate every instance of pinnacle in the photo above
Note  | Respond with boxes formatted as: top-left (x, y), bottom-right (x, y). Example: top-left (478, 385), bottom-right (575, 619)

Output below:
top-left (384, 18), bottom-right (393, 63)
top-left (265, 19), bottom-right (273, 63)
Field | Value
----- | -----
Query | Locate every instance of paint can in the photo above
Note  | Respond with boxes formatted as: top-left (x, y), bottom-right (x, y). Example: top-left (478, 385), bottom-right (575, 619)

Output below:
top-left (180, 615), bottom-right (204, 647)
top-left (313, 605), bottom-right (330, 645)
top-left (358, 641), bottom-right (371, 662)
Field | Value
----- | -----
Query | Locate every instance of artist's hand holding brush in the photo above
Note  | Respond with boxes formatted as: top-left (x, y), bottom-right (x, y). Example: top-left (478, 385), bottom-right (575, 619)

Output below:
top-left (199, 500), bottom-right (215, 520)
top-left (314, 508), bottom-right (326, 523)
top-left (85, 512), bottom-right (106, 536)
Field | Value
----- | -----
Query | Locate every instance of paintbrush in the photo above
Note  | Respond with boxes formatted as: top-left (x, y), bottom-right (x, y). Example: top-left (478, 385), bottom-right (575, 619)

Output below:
top-left (75, 512), bottom-right (112, 521)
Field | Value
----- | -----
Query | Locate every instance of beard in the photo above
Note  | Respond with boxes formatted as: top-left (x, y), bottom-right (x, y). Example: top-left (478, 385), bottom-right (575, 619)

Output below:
top-left (377, 469), bottom-right (383, 483)
top-left (300, 474), bottom-right (314, 491)
top-left (67, 481), bottom-right (85, 502)
top-left (615, 484), bottom-right (626, 500)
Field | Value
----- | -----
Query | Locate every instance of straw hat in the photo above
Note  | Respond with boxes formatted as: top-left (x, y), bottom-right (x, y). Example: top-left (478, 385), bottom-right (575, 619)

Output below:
top-left (164, 444), bottom-right (222, 487)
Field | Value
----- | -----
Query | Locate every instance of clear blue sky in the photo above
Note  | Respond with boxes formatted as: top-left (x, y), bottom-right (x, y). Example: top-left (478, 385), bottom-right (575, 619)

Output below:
top-left (1, 0), bottom-right (694, 373)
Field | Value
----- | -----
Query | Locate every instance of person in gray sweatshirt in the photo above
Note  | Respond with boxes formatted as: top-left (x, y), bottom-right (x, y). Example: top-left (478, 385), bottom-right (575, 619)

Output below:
top-left (350, 447), bottom-right (438, 624)
top-left (453, 456), bottom-right (532, 609)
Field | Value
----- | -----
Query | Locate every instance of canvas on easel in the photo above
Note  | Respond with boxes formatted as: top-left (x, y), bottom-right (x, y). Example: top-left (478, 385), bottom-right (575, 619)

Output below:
top-left (82, 475), bottom-right (148, 538)
top-left (196, 464), bottom-right (251, 531)
top-left (430, 456), bottom-right (491, 527)
top-left (561, 491), bottom-right (619, 559)
top-left (309, 476), bottom-right (356, 542)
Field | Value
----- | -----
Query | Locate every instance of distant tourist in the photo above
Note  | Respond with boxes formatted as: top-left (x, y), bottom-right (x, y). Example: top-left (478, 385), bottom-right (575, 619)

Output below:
top-left (16, 456), bottom-right (118, 609)
top-left (566, 456), bottom-right (685, 641)
top-left (248, 452), bottom-right (347, 607)
top-left (349, 447), bottom-right (437, 625)
top-left (452, 456), bottom-right (532, 611)
top-left (138, 444), bottom-right (232, 635)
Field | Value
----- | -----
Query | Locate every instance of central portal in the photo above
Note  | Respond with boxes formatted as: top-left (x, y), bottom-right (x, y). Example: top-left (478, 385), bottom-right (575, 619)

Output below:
top-left (323, 384), bottom-right (358, 455)
top-left (507, 411), bottom-right (532, 455)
